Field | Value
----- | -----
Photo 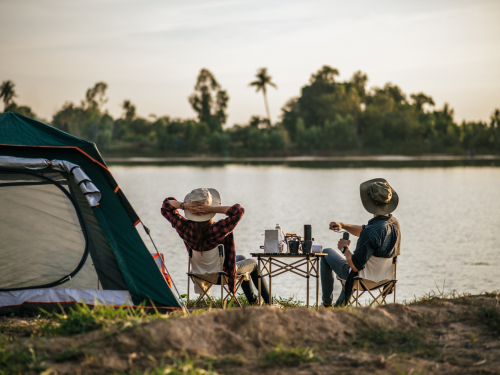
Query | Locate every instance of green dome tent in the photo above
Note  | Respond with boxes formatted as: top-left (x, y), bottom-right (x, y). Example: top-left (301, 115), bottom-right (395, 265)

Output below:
top-left (0, 112), bottom-right (184, 313)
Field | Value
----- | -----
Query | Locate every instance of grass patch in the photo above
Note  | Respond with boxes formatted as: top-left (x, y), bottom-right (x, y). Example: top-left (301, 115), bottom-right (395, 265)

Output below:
top-left (405, 290), bottom-right (500, 306)
top-left (182, 294), bottom-right (252, 310)
top-left (481, 305), bottom-right (500, 334)
top-left (0, 346), bottom-right (43, 374)
top-left (181, 293), bottom-right (303, 311)
top-left (263, 343), bottom-right (321, 367)
top-left (0, 320), bottom-right (34, 346)
top-left (352, 325), bottom-right (435, 357)
top-left (204, 353), bottom-right (247, 367)
top-left (274, 295), bottom-right (304, 308)
top-left (126, 361), bottom-right (219, 375)
top-left (118, 352), bottom-right (221, 375)
top-left (37, 302), bottom-right (167, 337)
top-left (0, 345), bottom-right (86, 374)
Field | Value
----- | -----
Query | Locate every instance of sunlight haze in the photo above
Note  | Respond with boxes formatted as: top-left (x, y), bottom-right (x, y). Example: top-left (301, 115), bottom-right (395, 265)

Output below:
top-left (1, 0), bottom-right (499, 125)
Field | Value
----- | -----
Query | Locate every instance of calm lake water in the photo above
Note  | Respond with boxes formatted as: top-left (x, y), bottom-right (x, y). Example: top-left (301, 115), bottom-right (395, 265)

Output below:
top-left (111, 164), bottom-right (500, 305)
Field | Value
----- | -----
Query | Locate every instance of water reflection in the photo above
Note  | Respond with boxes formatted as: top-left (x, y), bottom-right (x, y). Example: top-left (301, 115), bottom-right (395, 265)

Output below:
top-left (111, 165), bottom-right (500, 305)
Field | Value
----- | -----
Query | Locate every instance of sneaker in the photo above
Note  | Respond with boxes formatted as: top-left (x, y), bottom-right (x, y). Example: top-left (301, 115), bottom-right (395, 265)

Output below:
top-left (319, 303), bottom-right (333, 309)
top-left (268, 301), bottom-right (283, 309)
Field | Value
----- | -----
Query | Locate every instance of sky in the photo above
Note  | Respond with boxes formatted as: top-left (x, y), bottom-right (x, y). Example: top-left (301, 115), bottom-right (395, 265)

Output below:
top-left (1, 0), bottom-right (499, 126)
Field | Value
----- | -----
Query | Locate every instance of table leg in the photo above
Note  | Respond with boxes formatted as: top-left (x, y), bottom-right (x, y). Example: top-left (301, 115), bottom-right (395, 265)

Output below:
top-left (258, 257), bottom-right (262, 306)
top-left (315, 258), bottom-right (319, 310)
top-left (306, 256), bottom-right (310, 308)
top-left (269, 258), bottom-right (273, 305)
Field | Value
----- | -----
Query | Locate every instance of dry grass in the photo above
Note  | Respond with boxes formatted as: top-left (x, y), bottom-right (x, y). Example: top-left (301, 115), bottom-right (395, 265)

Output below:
top-left (1, 290), bottom-right (499, 375)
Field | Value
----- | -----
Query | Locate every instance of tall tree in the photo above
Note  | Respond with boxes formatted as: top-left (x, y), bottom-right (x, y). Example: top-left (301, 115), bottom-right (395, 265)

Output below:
top-left (122, 100), bottom-right (136, 122)
top-left (85, 82), bottom-right (108, 109)
top-left (189, 68), bottom-right (229, 132)
top-left (0, 80), bottom-right (16, 110)
top-left (410, 93), bottom-right (435, 112)
top-left (249, 68), bottom-right (277, 126)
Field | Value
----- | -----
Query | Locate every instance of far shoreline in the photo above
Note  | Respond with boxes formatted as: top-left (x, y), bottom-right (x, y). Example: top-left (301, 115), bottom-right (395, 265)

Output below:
top-left (103, 154), bottom-right (500, 168)
top-left (104, 154), bottom-right (500, 163)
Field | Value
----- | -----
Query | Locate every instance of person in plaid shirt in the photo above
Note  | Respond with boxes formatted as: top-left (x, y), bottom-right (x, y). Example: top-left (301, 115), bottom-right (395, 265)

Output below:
top-left (161, 188), bottom-right (271, 305)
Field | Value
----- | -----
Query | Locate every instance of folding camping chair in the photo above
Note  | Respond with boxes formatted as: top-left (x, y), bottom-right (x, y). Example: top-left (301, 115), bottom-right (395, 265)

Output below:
top-left (187, 244), bottom-right (250, 309)
top-left (338, 256), bottom-right (398, 307)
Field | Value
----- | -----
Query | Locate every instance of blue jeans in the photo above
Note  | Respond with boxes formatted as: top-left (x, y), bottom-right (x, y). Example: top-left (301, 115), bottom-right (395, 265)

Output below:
top-left (236, 255), bottom-right (271, 304)
top-left (320, 247), bottom-right (351, 306)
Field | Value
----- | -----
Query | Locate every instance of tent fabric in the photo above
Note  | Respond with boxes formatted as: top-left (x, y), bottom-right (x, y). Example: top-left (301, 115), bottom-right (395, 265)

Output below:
top-left (0, 156), bottom-right (50, 169)
top-left (0, 112), bottom-right (183, 311)
top-left (0, 168), bottom-right (121, 292)
top-left (0, 288), bottom-right (133, 312)
top-left (0, 112), bottom-right (138, 222)
top-left (66, 175), bottom-right (128, 291)
top-left (0, 156), bottom-right (102, 206)
top-left (51, 160), bottom-right (101, 206)
top-left (0, 113), bottom-right (107, 170)
top-left (0, 174), bottom-right (89, 290)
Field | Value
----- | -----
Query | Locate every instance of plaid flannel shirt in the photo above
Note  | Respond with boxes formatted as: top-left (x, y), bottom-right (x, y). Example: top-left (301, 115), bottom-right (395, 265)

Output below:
top-left (161, 197), bottom-right (245, 293)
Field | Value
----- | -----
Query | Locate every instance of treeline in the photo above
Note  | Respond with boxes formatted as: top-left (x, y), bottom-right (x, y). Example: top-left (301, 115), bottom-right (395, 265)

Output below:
top-left (1, 66), bottom-right (499, 156)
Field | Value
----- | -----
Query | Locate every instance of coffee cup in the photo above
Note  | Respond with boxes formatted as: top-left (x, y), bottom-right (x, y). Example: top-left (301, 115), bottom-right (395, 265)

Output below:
top-left (302, 240), bottom-right (312, 254)
top-left (289, 240), bottom-right (300, 254)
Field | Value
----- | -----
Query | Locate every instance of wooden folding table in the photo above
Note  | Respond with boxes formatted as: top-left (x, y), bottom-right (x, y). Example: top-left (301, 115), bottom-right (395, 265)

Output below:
top-left (250, 253), bottom-right (326, 309)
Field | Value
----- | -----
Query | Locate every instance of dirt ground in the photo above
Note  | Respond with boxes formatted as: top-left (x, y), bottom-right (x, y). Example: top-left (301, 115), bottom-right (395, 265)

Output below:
top-left (1, 294), bottom-right (499, 375)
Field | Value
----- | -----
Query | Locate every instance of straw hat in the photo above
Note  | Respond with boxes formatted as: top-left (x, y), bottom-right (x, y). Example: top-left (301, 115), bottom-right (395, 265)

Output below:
top-left (183, 188), bottom-right (221, 222)
top-left (360, 178), bottom-right (399, 215)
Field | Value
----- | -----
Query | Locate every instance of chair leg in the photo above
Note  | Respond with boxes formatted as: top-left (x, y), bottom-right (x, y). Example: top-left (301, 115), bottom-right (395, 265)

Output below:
top-left (194, 291), bottom-right (208, 308)
top-left (234, 296), bottom-right (243, 308)
top-left (353, 290), bottom-right (365, 306)
top-left (221, 276), bottom-right (226, 309)
top-left (228, 278), bottom-right (245, 308)
top-left (187, 262), bottom-right (191, 309)
top-left (367, 289), bottom-right (382, 306)
top-left (193, 288), bottom-right (212, 308)
top-left (190, 277), bottom-right (213, 309)
top-left (223, 284), bottom-right (244, 309)
top-left (361, 280), bottom-right (383, 306)
top-left (380, 282), bottom-right (395, 305)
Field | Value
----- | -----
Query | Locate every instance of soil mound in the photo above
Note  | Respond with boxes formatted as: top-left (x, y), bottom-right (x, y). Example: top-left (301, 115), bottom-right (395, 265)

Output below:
top-left (2, 294), bottom-right (499, 374)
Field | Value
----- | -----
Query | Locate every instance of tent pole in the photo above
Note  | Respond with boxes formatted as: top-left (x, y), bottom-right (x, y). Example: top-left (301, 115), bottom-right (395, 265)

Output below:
top-left (141, 223), bottom-right (189, 315)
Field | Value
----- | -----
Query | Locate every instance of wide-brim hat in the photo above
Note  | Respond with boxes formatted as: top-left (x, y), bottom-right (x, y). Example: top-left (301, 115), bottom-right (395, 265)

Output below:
top-left (360, 178), bottom-right (399, 215)
top-left (183, 188), bottom-right (221, 222)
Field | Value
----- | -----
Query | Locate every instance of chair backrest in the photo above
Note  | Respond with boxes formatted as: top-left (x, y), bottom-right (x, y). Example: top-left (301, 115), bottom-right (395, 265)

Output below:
top-left (189, 245), bottom-right (224, 275)
top-left (359, 256), bottom-right (396, 282)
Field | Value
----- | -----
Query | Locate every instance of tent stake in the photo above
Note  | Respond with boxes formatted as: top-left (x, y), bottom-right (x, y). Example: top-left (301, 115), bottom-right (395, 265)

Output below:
top-left (141, 223), bottom-right (190, 315)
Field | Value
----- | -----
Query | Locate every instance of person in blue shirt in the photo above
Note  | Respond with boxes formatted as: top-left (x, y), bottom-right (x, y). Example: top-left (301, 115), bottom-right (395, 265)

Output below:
top-left (321, 178), bottom-right (401, 307)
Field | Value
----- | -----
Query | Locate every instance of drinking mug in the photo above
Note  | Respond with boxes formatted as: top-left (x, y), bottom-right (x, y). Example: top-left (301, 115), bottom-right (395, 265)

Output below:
top-left (302, 240), bottom-right (312, 254)
top-left (289, 240), bottom-right (300, 254)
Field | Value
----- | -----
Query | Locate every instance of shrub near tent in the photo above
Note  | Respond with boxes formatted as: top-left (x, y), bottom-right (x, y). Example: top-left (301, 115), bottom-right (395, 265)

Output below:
top-left (0, 112), bottom-right (183, 314)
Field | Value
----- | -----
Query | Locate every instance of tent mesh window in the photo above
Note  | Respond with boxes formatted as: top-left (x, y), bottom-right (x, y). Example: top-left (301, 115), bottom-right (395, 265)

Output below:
top-left (0, 170), bottom-right (91, 290)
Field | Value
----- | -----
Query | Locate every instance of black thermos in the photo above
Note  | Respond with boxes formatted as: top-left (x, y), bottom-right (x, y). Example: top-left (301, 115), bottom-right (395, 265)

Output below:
top-left (341, 232), bottom-right (350, 252)
top-left (304, 224), bottom-right (312, 241)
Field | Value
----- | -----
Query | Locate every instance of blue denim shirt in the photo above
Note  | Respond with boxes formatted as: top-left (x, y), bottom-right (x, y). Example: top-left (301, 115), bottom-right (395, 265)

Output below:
top-left (351, 214), bottom-right (401, 271)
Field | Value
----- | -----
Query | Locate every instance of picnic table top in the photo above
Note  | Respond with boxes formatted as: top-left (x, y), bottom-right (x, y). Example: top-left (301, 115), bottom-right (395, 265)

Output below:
top-left (250, 252), bottom-right (326, 257)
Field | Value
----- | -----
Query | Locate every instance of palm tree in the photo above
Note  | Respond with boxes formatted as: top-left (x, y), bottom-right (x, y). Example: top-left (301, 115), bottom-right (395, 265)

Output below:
top-left (249, 68), bottom-right (277, 126)
top-left (122, 100), bottom-right (136, 123)
top-left (0, 80), bottom-right (16, 111)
